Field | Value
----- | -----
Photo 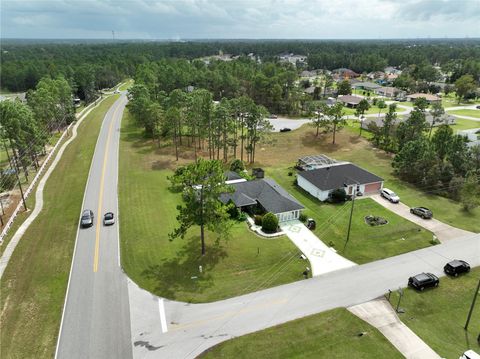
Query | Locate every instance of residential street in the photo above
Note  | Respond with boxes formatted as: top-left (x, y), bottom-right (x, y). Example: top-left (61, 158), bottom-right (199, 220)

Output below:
top-left (55, 95), bottom-right (132, 359)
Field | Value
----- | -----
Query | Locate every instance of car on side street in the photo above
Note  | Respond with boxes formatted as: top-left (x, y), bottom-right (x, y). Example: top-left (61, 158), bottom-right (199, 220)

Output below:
top-left (380, 188), bottom-right (400, 203)
top-left (410, 207), bottom-right (433, 219)
top-left (103, 212), bottom-right (115, 226)
top-left (408, 272), bottom-right (439, 291)
top-left (279, 127), bottom-right (291, 132)
top-left (80, 209), bottom-right (94, 228)
top-left (444, 260), bottom-right (470, 277)
top-left (269, 114), bottom-right (278, 119)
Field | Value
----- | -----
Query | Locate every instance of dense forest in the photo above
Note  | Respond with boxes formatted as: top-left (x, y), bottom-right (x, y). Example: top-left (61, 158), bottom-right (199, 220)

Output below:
top-left (2, 39), bottom-right (480, 94)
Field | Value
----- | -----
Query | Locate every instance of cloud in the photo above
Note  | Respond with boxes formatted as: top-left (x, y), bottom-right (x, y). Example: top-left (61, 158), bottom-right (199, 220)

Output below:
top-left (0, 0), bottom-right (478, 39)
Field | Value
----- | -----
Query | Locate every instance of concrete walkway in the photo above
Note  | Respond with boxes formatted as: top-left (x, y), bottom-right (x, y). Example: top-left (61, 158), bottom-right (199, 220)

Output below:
top-left (279, 220), bottom-right (356, 276)
top-left (370, 194), bottom-right (474, 243)
top-left (348, 298), bottom-right (440, 359)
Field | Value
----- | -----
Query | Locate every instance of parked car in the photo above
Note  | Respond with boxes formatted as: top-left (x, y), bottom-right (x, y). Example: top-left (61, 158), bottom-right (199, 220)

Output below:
top-left (279, 127), bottom-right (291, 132)
top-left (408, 272), bottom-right (439, 291)
top-left (410, 207), bottom-right (433, 219)
top-left (444, 260), bottom-right (470, 277)
top-left (460, 350), bottom-right (480, 359)
top-left (103, 212), bottom-right (115, 226)
top-left (269, 114), bottom-right (278, 119)
top-left (80, 209), bottom-right (94, 228)
top-left (114, 89), bottom-right (120, 94)
top-left (476, 105), bottom-right (480, 110)
top-left (306, 218), bottom-right (316, 230)
top-left (380, 188), bottom-right (400, 203)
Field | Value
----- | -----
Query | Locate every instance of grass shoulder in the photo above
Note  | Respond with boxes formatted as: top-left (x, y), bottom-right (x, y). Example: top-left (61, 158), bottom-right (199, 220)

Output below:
top-left (200, 307), bottom-right (403, 359)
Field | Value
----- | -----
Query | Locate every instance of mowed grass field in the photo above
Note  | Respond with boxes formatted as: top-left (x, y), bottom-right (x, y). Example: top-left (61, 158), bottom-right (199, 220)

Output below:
top-left (448, 109), bottom-right (480, 119)
top-left (254, 125), bottom-right (480, 232)
top-left (0, 95), bottom-right (119, 358)
top-left (390, 267), bottom-right (480, 358)
top-left (119, 110), bottom-right (307, 303)
top-left (200, 308), bottom-right (403, 359)
top-left (269, 168), bottom-right (433, 263)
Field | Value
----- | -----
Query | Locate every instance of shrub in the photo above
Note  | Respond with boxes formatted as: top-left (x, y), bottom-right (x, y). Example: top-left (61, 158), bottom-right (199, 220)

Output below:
top-left (227, 204), bottom-right (240, 219)
top-left (299, 212), bottom-right (308, 223)
top-left (230, 159), bottom-right (245, 173)
top-left (288, 171), bottom-right (293, 176)
top-left (262, 212), bottom-right (279, 233)
top-left (238, 212), bottom-right (247, 222)
top-left (328, 240), bottom-right (335, 247)
top-left (254, 214), bottom-right (263, 226)
top-left (328, 188), bottom-right (348, 203)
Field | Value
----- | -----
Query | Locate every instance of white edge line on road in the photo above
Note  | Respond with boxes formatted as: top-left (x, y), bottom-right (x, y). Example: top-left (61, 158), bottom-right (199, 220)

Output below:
top-left (158, 298), bottom-right (168, 333)
top-left (116, 96), bottom-right (126, 268)
top-left (54, 95), bottom-right (118, 359)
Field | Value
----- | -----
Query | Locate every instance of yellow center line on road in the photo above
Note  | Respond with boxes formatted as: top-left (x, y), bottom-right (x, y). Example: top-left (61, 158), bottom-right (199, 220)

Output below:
top-left (93, 102), bottom-right (121, 273)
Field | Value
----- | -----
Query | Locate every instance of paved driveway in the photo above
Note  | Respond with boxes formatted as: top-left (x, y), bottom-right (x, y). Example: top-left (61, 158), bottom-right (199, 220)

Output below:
top-left (370, 194), bottom-right (474, 242)
top-left (280, 220), bottom-right (356, 276)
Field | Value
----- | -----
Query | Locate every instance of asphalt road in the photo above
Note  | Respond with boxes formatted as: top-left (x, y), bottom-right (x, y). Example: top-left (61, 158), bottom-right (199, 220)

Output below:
top-left (129, 233), bottom-right (480, 358)
top-left (56, 95), bottom-right (132, 359)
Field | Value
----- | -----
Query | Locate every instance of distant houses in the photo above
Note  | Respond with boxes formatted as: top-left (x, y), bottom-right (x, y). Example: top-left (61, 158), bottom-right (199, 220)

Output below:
top-left (278, 53), bottom-right (307, 66)
top-left (406, 93), bottom-right (441, 104)
top-left (375, 86), bottom-right (406, 99)
top-left (337, 95), bottom-right (363, 108)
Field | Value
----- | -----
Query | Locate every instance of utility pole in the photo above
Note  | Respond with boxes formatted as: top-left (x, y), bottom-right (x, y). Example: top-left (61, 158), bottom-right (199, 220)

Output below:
top-left (343, 177), bottom-right (359, 252)
top-left (464, 278), bottom-right (480, 330)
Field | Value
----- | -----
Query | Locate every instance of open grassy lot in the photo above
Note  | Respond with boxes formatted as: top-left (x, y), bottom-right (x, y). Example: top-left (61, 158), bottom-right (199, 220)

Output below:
top-left (0, 95), bottom-right (118, 358)
top-left (390, 267), bottom-right (480, 358)
top-left (200, 307), bottom-right (403, 359)
top-left (119, 110), bottom-right (306, 303)
top-left (255, 125), bottom-right (480, 233)
top-left (448, 109), bottom-right (480, 119)
top-left (451, 118), bottom-right (480, 131)
top-left (268, 168), bottom-right (432, 263)
top-left (118, 79), bottom-right (133, 91)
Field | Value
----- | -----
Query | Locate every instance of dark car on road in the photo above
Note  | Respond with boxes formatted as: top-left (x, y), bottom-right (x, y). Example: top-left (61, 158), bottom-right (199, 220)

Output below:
top-left (444, 260), bottom-right (470, 277)
top-left (408, 272), bottom-right (439, 291)
top-left (410, 207), bottom-right (433, 219)
top-left (80, 209), bottom-right (94, 228)
top-left (279, 127), bottom-right (291, 132)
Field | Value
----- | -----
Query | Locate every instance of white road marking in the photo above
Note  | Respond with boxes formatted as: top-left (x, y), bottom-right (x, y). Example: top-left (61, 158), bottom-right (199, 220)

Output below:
top-left (158, 298), bottom-right (168, 333)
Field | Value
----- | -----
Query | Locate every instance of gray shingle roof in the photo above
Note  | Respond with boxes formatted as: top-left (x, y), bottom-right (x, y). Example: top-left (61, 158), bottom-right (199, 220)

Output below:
top-left (220, 179), bottom-right (304, 214)
top-left (298, 163), bottom-right (383, 191)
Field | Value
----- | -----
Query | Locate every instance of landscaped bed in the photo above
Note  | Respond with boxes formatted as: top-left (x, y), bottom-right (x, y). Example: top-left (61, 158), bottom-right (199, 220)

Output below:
top-left (199, 308), bottom-right (403, 359)
top-left (119, 110), bottom-right (307, 303)
top-left (389, 267), bottom-right (480, 358)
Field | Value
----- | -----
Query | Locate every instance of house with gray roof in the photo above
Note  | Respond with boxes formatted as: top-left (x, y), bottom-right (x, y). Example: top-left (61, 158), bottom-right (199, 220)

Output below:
top-left (297, 162), bottom-right (384, 201)
top-left (220, 178), bottom-right (304, 222)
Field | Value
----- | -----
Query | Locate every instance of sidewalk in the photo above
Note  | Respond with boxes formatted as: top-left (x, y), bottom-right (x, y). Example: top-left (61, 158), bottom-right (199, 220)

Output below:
top-left (348, 298), bottom-right (440, 359)
top-left (279, 220), bottom-right (356, 276)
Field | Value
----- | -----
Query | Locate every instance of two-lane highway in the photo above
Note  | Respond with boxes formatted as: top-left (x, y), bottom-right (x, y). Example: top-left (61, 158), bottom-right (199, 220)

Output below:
top-left (56, 95), bottom-right (132, 359)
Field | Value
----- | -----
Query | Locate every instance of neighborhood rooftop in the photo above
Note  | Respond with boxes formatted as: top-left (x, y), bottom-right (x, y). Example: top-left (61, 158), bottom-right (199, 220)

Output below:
top-left (297, 163), bottom-right (384, 191)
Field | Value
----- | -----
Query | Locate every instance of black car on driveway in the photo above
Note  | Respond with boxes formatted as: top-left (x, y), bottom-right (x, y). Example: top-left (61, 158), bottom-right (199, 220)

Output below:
top-left (410, 207), bottom-right (433, 219)
top-left (408, 272), bottom-right (439, 291)
top-left (279, 127), bottom-right (291, 132)
top-left (444, 260), bottom-right (470, 277)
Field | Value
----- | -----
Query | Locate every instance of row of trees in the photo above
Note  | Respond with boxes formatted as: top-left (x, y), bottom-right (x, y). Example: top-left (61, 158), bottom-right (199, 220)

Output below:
top-left (128, 83), bottom-right (272, 164)
top-left (0, 75), bottom-right (75, 192)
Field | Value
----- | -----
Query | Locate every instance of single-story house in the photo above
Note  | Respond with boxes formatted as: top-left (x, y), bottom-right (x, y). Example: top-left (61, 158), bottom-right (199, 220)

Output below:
top-left (220, 178), bottom-right (304, 222)
top-left (367, 71), bottom-right (386, 80)
top-left (406, 93), bottom-right (441, 103)
top-left (332, 68), bottom-right (360, 80)
top-left (384, 66), bottom-right (402, 75)
top-left (352, 82), bottom-right (382, 91)
top-left (360, 113), bottom-right (456, 129)
top-left (297, 162), bottom-right (384, 201)
top-left (375, 87), bottom-right (406, 98)
top-left (338, 95), bottom-right (363, 108)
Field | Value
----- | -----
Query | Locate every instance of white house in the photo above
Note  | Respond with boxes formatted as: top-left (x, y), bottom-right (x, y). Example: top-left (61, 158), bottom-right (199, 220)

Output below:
top-left (297, 162), bottom-right (384, 201)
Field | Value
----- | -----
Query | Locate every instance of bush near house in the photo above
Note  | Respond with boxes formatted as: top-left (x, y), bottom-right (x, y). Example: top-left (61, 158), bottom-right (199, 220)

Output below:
top-left (299, 212), bottom-right (308, 222)
top-left (328, 188), bottom-right (348, 203)
top-left (230, 158), bottom-right (245, 172)
top-left (254, 214), bottom-right (263, 225)
top-left (262, 212), bottom-right (279, 233)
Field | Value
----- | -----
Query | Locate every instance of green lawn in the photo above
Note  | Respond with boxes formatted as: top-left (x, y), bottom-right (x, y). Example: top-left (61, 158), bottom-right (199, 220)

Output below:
top-left (268, 167), bottom-right (433, 264)
top-left (0, 95), bottom-right (119, 358)
top-left (390, 267), bottom-right (480, 358)
top-left (451, 118), bottom-right (480, 131)
top-left (200, 308), bottom-right (403, 359)
top-left (448, 109), bottom-right (480, 119)
top-left (119, 110), bottom-right (307, 303)
top-left (118, 79), bottom-right (133, 91)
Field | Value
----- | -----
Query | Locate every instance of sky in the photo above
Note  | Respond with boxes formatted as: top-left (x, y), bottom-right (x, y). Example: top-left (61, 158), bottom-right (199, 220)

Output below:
top-left (1, 0), bottom-right (479, 39)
